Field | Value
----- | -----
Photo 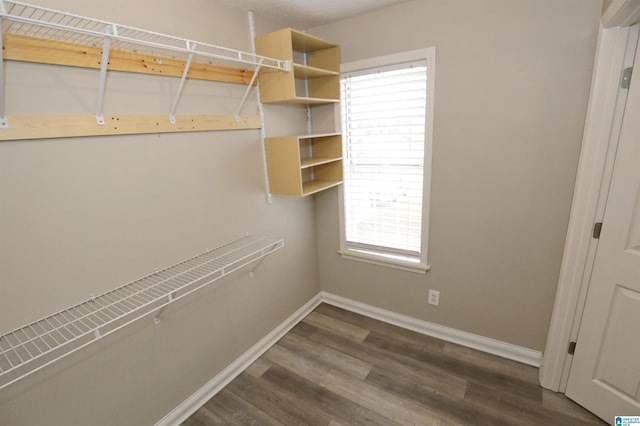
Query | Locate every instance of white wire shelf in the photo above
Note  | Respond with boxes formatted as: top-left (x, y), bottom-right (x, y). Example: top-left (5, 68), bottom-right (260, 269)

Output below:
top-left (0, 0), bottom-right (288, 71)
top-left (0, 234), bottom-right (284, 390)
top-left (0, 0), bottom-right (291, 127)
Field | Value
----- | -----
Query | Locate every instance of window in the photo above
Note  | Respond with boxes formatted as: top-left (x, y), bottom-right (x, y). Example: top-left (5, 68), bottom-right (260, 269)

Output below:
top-left (339, 48), bottom-right (435, 273)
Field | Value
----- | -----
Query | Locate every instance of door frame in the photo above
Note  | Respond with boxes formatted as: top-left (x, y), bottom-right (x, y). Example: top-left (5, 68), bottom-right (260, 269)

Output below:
top-left (539, 7), bottom-right (640, 391)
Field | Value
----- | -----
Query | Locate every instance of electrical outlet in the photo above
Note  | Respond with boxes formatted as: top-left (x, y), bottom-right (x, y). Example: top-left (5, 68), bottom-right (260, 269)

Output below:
top-left (428, 289), bottom-right (440, 306)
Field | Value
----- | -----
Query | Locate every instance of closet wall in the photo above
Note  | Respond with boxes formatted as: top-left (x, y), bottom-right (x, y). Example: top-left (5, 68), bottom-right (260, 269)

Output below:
top-left (312, 0), bottom-right (602, 352)
top-left (0, 0), bottom-right (319, 424)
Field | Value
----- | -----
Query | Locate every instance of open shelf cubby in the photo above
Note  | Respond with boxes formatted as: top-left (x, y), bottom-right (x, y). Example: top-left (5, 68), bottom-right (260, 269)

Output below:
top-left (255, 28), bottom-right (340, 104)
top-left (265, 132), bottom-right (343, 197)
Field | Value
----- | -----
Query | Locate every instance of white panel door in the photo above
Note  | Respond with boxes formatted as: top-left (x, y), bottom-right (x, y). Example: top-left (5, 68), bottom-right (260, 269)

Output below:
top-left (565, 47), bottom-right (640, 422)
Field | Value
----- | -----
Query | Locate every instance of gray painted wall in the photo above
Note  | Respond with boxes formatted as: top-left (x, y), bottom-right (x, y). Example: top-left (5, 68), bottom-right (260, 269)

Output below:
top-left (311, 0), bottom-right (602, 351)
top-left (0, 0), bottom-right (319, 424)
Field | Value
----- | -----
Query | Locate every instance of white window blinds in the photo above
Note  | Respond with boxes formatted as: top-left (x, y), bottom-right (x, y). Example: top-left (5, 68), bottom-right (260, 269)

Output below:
top-left (341, 60), bottom-right (428, 258)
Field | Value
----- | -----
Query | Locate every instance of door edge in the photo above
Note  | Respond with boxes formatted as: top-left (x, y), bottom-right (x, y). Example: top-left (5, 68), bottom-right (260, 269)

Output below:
top-left (539, 24), bottom-right (639, 392)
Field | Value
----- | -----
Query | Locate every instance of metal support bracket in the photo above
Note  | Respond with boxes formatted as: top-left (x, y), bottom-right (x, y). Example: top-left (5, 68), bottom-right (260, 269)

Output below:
top-left (169, 41), bottom-right (195, 124)
top-left (235, 58), bottom-right (263, 122)
top-left (248, 242), bottom-right (282, 277)
top-left (0, 27), bottom-right (9, 129)
top-left (154, 291), bottom-right (177, 324)
top-left (96, 24), bottom-right (115, 125)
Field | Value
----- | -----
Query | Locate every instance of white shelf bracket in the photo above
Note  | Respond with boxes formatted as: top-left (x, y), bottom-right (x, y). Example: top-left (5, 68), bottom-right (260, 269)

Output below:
top-left (235, 58), bottom-right (263, 122)
top-left (169, 41), bottom-right (196, 124)
top-left (153, 291), bottom-right (176, 325)
top-left (96, 24), bottom-right (115, 126)
top-left (248, 241), bottom-right (282, 277)
top-left (0, 27), bottom-right (8, 129)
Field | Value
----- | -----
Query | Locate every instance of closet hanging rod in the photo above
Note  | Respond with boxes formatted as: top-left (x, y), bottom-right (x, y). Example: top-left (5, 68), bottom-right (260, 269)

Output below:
top-left (0, 234), bottom-right (284, 390)
top-left (0, 0), bottom-right (290, 72)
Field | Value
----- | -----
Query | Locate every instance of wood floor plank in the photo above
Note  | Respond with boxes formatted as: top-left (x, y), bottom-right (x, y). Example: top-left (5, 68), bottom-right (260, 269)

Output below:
top-left (363, 330), bottom-right (543, 403)
top-left (208, 388), bottom-right (283, 426)
top-left (462, 383), bottom-right (544, 426)
top-left (261, 363), bottom-right (401, 426)
top-left (262, 342), bottom-right (329, 383)
top-left (319, 368), bottom-right (457, 426)
top-left (465, 381), bottom-right (606, 426)
top-left (307, 324), bottom-right (469, 400)
top-left (198, 398), bottom-right (242, 426)
top-left (289, 320), bottom-right (318, 338)
top-left (226, 372), bottom-right (330, 425)
top-left (302, 311), bottom-right (370, 342)
top-left (315, 303), bottom-right (446, 352)
top-left (277, 332), bottom-right (373, 380)
top-left (244, 357), bottom-right (272, 378)
top-left (442, 342), bottom-right (540, 385)
top-left (182, 415), bottom-right (208, 426)
top-left (366, 365), bottom-right (511, 426)
top-left (542, 389), bottom-right (607, 425)
top-left (182, 303), bottom-right (607, 426)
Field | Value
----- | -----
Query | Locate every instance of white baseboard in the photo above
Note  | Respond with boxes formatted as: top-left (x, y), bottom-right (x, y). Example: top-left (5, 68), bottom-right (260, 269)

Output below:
top-left (157, 291), bottom-right (542, 425)
top-left (155, 293), bottom-right (323, 426)
top-left (320, 291), bottom-right (542, 368)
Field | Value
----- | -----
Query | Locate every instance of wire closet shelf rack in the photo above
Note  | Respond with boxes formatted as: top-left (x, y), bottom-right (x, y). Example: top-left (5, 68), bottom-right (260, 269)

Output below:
top-left (0, 0), bottom-right (287, 71)
top-left (0, 234), bottom-right (284, 390)
top-left (0, 0), bottom-right (290, 125)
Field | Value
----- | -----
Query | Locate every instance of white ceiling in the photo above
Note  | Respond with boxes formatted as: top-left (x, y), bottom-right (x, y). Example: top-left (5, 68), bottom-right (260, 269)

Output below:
top-left (220, 0), bottom-right (411, 29)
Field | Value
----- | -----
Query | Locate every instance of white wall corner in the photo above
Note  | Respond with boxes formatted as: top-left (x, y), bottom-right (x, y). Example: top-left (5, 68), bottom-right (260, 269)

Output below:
top-left (154, 292), bottom-right (323, 426)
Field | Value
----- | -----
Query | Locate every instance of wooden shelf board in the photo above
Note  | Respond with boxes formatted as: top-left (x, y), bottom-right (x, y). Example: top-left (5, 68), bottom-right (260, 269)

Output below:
top-left (3, 33), bottom-right (256, 85)
top-left (298, 132), bottom-right (342, 140)
top-left (302, 179), bottom-right (342, 196)
top-left (293, 63), bottom-right (339, 79)
top-left (289, 28), bottom-right (337, 52)
top-left (300, 157), bottom-right (342, 169)
top-left (0, 114), bottom-right (260, 141)
top-left (262, 96), bottom-right (340, 105)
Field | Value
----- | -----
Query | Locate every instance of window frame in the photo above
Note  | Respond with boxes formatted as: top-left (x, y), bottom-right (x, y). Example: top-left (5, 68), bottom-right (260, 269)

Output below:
top-left (338, 47), bottom-right (436, 274)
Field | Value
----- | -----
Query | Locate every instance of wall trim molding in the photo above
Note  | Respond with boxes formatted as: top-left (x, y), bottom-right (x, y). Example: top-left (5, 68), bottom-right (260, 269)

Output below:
top-left (155, 292), bottom-right (323, 426)
top-left (156, 291), bottom-right (541, 425)
top-left (320, 292), bottom-right (542, 367)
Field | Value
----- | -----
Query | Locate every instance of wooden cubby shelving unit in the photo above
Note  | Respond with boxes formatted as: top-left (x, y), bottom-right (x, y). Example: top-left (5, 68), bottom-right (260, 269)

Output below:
top-left (265, 132), bottom-right (343, 197)
top-left (255, 28), bottom-right (343, 197)
top-left (255, 27), bottom-right (340, 104)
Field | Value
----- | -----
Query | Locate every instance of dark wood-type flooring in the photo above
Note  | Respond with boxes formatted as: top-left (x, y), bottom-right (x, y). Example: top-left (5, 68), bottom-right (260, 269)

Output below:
top-left (182, 303), bottom-right (607, 425)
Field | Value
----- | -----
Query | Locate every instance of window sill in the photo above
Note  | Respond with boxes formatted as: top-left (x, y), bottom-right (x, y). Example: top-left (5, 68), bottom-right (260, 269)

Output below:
top-left (338, 248), bottom-right (430, 274)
